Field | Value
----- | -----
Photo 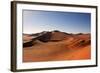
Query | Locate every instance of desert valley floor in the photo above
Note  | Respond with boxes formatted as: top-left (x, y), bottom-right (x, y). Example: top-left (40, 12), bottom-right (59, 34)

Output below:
top-left (23, 30), bottom-right (91, 62)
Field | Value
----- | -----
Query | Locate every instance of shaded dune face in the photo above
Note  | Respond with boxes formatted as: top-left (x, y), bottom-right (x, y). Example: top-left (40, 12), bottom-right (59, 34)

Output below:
top-left (23, 32), bottom-right (52, 47)
top-left (37, 32), bottom-right (52, 42)
top-left (23, 31), bottom-right (72, 47)
top-left (23, 31), bottom-right (91, 62)
top-left (23, 40), bottom-right (33, 48)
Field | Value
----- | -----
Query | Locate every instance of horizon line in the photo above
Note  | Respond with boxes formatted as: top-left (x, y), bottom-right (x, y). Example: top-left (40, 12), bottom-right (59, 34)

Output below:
top-left (23, 30), bottom-right (91, 34)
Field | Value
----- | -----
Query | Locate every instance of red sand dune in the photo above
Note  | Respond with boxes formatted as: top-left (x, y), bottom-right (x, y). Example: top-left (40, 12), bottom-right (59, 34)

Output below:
top-left (23, 31), bottom-right (91, 62)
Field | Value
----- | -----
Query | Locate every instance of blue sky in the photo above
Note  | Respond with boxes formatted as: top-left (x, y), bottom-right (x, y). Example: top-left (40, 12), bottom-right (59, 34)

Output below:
top-left (23, 10), bottom-right (91, 34)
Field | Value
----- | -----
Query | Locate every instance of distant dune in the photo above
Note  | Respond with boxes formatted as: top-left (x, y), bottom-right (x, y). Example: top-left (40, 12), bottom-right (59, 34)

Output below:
top-left (23, 30), bottom-right (91, 62)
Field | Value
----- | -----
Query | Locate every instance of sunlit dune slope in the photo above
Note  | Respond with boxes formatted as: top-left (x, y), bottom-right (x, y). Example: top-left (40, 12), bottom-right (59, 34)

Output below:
top-left (23, 31), bottom-right (91, 62)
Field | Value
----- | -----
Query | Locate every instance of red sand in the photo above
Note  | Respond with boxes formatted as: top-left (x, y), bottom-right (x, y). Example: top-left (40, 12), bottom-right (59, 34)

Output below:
top-left (23, 34), bottom-right (91, 62)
